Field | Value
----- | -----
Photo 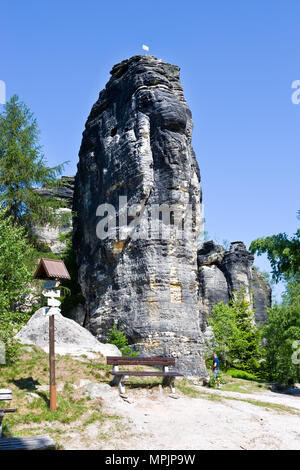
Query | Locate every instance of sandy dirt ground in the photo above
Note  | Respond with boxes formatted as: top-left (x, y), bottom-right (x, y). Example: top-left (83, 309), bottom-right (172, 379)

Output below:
top-left (63, 384), bottom-right (300, 450)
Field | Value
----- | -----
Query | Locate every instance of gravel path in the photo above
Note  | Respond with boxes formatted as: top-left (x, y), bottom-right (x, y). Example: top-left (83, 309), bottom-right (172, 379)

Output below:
top-left (98, 386), bottom-right (300, 450)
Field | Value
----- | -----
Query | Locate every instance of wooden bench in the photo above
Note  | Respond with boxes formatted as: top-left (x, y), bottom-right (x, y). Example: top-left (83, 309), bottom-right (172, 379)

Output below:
top-left (0, 435), bottom-right (55, 450)
top-left (107, 356), bottom-right (184, 394)
top-left (0, 389), bottom-right (54, 450)
top-left (0, 389), bottom-right (17, 438)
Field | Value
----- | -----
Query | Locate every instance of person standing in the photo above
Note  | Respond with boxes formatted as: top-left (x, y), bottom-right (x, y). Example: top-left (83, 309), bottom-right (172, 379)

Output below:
top-left (212, 353), bottom-right (220, 388)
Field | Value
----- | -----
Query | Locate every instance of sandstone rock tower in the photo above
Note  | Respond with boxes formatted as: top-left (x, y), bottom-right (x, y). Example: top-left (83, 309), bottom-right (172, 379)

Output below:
top-left (73, 55), bottom-right (207, 376)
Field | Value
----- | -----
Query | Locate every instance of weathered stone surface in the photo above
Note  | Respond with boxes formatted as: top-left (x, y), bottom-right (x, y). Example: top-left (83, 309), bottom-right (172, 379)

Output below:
top-left (197, 241), bottom-right (271, 324)
top-left (221, 241), bottom-right (254, 304)
top-left (73, 55), bottom-right (207, 377)
top-left (68, 303), bottom-right (86, 326)
top-left (31, 207), bottom-right (72, 254)
top-left (33, 176), bottom-right (75, 208)
top-left (31, 176), bottom-right (75, 254)
top-left (251, 269), bottom-right (272, 324)
top-left (15, 307), bottom-right (121, 358)
top-left (198, 265), bottom-right (229, 321)
top-left (197, 240), bottom-right (225, 266)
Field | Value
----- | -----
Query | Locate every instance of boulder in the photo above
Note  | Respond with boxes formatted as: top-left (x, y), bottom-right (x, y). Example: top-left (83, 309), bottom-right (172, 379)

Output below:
top-left (15, 308), bottom-right (121, 358)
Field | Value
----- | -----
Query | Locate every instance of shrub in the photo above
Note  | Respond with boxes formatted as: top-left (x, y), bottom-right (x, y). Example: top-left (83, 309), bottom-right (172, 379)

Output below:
top-left (226, 368), bottom-right (259, 381)
top-left (107, 322), bottom-right (138, 356)
top-left (209, 371), bottom-right (224, 388)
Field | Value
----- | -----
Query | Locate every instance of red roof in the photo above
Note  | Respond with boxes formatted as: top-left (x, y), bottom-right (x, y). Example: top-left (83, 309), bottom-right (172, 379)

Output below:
top-left (33, 258), bottom-right (71, 280)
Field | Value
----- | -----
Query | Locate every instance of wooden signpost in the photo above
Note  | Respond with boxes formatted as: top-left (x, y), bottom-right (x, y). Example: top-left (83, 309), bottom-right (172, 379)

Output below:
top-left (43, 282), bottom-right (61, 411)
top-left (33, 259), bottom-right (71, 412)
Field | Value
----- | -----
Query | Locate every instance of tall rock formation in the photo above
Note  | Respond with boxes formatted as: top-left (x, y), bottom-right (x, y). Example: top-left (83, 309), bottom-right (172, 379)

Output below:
top-left (73, 55), bottom-right (206, 377)
top-left (197, 241), bottom-right (271, 325)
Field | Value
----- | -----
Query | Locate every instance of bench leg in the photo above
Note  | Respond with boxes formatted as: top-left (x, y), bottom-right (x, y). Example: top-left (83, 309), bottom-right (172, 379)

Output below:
top-left (0, 412), bottom-right (3, 438)
top-left (162, 366), bottom-right (169, 387)
top-left (162, 366), bottom-right (176, 392)
top-left (111, 365), bottom-right (120, 386)
top-left (114, 375), bottom-right (126, 395)
top-left (162, 376), bottom-right (176, 393)
top-left (170, 377), bottom-right (176, 394)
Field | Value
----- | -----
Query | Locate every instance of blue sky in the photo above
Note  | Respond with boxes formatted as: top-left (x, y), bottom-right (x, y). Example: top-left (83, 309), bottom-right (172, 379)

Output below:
top-left (1, 1), bottom-right (299, 298)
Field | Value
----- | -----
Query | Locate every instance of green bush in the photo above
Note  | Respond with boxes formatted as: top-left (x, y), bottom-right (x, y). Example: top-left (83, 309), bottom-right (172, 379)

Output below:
top-left (107, 322), bottom-right (138, 357)
top-left (209, 371), bottom-right (224, 388)
top-left (226, 368), bottom-right (259, 381)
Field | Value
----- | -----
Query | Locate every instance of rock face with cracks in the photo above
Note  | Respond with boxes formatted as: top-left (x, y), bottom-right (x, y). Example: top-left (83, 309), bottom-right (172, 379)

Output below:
top-left (73, 55), bottom-right (207, 377)
top-left (197, 241), bottom-right (271, 325)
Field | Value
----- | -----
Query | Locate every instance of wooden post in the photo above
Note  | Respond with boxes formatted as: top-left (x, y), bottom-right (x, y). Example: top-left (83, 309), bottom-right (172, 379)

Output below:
top-left (49, 314), bottom-right (56, 411)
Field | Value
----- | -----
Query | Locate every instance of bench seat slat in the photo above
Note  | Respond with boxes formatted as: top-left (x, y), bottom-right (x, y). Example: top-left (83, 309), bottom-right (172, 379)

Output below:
top-left (107, 362), bottom-right (176, 366)
top-left (0, 408), bottom-right (17, 413)
top-left (0, 395), bottom-right (12, 401)
top-left (107, 357), bottom-right (175, 366)
top-left (111, 371), bottom-right (183, 377)
top-left (0, 435), bottom-right (55, 450)
top-left (109, 361), bottom-right (174, 366)
top-left (107, 356), bottom-right (174, 360)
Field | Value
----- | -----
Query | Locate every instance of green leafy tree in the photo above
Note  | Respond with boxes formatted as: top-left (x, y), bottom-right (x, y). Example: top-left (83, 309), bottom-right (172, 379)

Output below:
top-left (207, 290), bottom-right (263, 373)
top-left (263, 281), bottom-right (300, 385)
top-left (249, 212), bottom-right (300, 282)
top-left (0, 94), bottom-right (67, 230)
top-left (0, 211), bottom-right (34, 362)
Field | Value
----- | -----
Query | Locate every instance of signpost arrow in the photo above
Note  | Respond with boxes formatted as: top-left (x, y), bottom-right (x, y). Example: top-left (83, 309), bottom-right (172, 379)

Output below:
top-left (44, 307), bottom-right (61, 316)
top-left (42, 289), bottom-right (60, 298)
top-left (47, 297), bottom-right (61, 307)
top-left (43, 280), bottom-right (60, 289)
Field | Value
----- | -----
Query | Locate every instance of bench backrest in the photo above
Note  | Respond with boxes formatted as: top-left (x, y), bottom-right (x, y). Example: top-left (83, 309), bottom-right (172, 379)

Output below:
top-left (107, 356), bottom-right (176, 366)
top-left (0, 389), bottom-right (12, 401)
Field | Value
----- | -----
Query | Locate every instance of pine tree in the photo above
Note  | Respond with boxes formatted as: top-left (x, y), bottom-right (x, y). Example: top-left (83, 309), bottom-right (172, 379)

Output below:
top-left (229, 290), bottom-right (263, 372)
top-left (208, 289), bottom-right (263, 373)
top-left (0, 94), bottom-right (67, 230)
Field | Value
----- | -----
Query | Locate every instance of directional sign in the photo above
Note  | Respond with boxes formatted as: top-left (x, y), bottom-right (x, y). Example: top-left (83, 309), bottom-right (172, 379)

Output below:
top-left (43, 280), bottom-right (60, 289)
top-left (47, 297), bottom-right (61, 307)
top-left (42, 289), bottom-right (60, 298)
top-left (44, 307), bottom-right (61, 316)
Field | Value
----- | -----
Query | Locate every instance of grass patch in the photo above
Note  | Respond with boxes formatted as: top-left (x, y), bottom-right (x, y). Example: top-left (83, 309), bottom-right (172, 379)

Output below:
top-left (237, 398), bottom-right (300, 416)
top-left (177, 377), bottom-right (300, 415)
top-left (177, 378), bottom-right (201, 398)
top-left (0, 345), bottom-right (122, 446)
